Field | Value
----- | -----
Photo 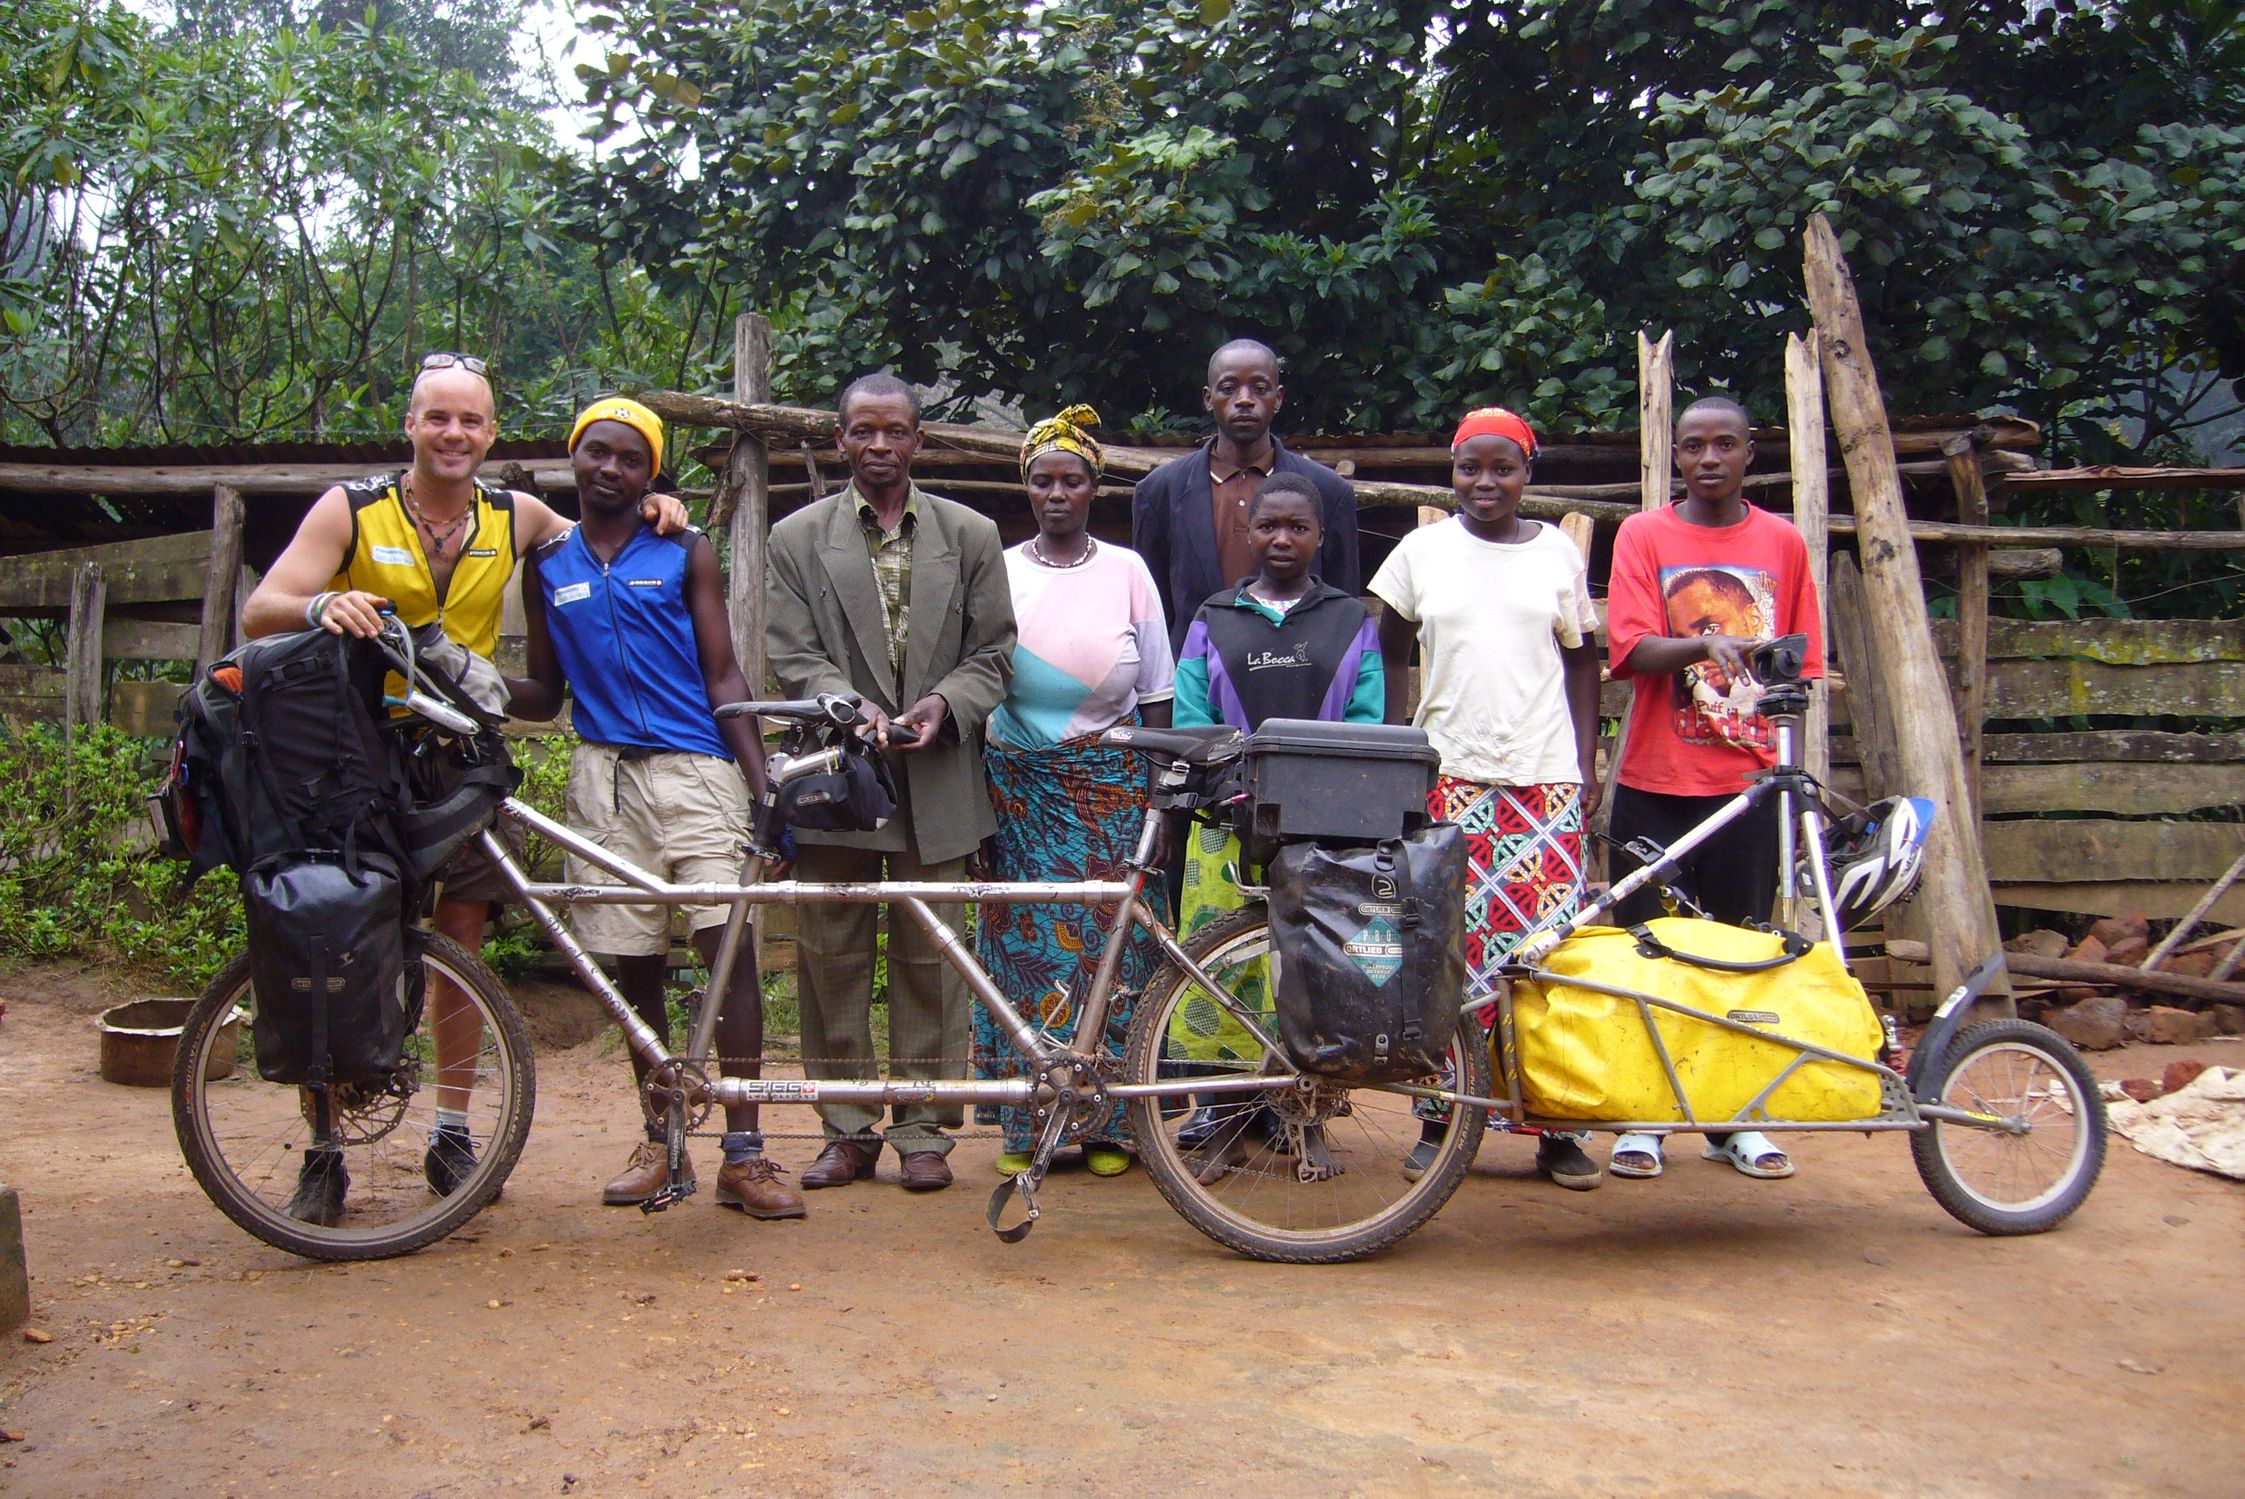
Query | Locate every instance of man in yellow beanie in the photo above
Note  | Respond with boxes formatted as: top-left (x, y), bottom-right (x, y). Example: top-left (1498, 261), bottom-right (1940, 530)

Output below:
top-left (511, 398), bottom-right (804, 1221)
top-left (242, 356), bottom-right (691, 1226)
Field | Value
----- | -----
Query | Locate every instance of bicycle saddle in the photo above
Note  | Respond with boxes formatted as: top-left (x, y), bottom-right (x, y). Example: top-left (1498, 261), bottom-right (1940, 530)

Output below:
top-left (1100, 724), bottom-right (1246, 767)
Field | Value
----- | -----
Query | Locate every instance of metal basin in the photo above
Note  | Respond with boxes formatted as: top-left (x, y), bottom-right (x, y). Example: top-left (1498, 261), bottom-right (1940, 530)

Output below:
top-left (97, 998), bottom-right (236, 1087)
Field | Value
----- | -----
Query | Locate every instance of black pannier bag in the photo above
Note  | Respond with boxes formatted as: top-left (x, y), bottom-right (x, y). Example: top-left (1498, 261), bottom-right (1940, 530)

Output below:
top-left (243, 857), bottom-right (409, 1086)
top-left (1266, 824), bottom-right (1468, 1084)
top-left (166, 629), bottom-right (421, 1085)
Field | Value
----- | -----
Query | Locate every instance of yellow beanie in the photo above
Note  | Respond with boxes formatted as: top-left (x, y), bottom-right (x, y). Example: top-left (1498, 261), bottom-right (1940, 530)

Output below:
top-left (568, 396), bottom-right (665, 474)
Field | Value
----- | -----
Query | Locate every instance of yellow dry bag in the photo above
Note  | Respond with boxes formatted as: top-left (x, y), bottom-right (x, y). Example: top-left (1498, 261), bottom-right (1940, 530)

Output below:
top-left (1511, 918), bottom-right (1885, 1124)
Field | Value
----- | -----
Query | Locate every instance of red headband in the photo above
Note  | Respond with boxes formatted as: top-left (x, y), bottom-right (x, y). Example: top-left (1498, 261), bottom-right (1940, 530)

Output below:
top-left (1451, 407), bottom-right (1538, 460)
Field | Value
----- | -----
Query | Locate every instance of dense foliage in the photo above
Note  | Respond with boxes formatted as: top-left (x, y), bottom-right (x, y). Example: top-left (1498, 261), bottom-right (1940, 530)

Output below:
top-left (573, 0), bottom-right (2245, 454)
top-left (2, 1), bottom-right (2239, 614)
top-left (0, 723), bottom-right (241, 990)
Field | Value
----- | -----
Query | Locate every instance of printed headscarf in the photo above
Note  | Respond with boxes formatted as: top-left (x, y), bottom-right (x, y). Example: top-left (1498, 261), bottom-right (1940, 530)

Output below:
top-left (1451, 406), bottom-right (1538, 461)
top-left (569, 396), bottom-right (666, 474)
top-left (1021, 403), bottom-right (1104, 479)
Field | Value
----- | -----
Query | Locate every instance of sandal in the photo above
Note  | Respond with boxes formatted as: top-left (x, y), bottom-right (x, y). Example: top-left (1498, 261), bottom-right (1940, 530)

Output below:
top-left (1081, 1143), bottom-right (1132, 1178)
top-left (994, 1151), bottom-right (1033, 1177)
top-left (1703, 1131), bottom-right (1794, 1179)
top-left (1609, 1131), bottom-right (1665, 1179)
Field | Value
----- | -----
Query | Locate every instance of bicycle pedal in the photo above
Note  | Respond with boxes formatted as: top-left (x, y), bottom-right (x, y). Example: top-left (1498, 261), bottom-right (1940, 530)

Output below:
top-left (638, 1178), bottom-right (698, 1214)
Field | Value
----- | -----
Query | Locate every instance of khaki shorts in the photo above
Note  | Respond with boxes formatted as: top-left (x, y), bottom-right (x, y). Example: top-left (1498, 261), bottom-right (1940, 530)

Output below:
top-left (563, 743), bottom-right (755, 957)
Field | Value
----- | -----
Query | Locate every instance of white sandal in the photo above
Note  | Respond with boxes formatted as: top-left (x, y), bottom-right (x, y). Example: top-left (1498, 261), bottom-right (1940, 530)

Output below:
top-left (1609, 1131), bottom-right (1665, 1179)
top-left (1703, 1130), bottom-right (1794, 1179)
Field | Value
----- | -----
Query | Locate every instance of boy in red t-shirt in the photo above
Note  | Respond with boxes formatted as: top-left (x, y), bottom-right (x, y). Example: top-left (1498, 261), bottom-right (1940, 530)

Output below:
top-left (1602, 396), bottom-right (1824, 1182)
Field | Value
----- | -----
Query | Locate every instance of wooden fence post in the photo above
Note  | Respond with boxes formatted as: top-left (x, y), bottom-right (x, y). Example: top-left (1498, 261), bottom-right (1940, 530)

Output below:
top-left (65, 562), bottom-right (105, 736)
top-left (1784, 331), bottom-right (1832, 789)
top-left (1805, 216), bottom-right (2010, 1012)
top-left (198, 483), bottom-right (245, 672)
top-left (1944, 432), bottom-right (1992, 822)
top-left (726, 313), bottom-right (773, 691)
top-left (1594, 331), bottom-right (1674, 854)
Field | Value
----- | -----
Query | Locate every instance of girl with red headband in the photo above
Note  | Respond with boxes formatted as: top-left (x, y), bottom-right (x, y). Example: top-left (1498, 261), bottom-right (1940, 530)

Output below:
top-left (1370, 406), bottom-right (1607, 1191)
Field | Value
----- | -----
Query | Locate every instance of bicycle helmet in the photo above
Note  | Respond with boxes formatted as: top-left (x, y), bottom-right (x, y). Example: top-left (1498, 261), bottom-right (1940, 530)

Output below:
top-left (1818, 796), bottom-right (1933, 931)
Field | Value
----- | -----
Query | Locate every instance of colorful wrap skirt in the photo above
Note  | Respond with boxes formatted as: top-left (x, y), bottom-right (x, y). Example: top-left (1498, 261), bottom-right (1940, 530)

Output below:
top-left (972, 732), bottom-right (1162, 1151)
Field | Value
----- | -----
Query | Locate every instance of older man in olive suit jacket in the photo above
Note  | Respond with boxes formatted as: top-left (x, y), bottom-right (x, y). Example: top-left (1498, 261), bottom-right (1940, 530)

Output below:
top-left (763, 375), bottom-right (1015, 1192)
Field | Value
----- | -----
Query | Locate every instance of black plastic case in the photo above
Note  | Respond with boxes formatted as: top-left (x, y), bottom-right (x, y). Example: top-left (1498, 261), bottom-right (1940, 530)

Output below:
top-left (1243, 719), bottom-right (1441, 845)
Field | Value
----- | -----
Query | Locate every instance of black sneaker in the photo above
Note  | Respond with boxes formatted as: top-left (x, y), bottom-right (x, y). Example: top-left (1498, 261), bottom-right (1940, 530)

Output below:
top-left (1535, 1134), bottom-right (1603, 1192)
top-left (286, 1146), bottom-right (348, 1226)
top-left (425, 1123), bottom-right (479, 1196)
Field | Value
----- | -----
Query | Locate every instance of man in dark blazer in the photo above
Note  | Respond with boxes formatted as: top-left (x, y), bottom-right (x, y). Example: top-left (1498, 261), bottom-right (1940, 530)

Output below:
top-left (1131, 338), bottom-right (1361, 650)
top-left (764, 373), bottom-right (1016, 1193)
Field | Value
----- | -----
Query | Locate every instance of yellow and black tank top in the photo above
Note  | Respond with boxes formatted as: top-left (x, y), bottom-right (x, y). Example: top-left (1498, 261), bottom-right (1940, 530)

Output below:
top-left (329, 475), bottom-right (517, 658)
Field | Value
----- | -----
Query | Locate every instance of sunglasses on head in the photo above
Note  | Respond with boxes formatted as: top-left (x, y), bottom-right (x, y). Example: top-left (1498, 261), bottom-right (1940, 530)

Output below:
top-left (419, 352), bottom-right (489, 377)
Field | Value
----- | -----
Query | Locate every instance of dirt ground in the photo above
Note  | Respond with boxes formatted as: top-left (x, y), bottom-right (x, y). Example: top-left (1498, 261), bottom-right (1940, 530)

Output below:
top-left (2, 961), bottom-right (2241, 1499)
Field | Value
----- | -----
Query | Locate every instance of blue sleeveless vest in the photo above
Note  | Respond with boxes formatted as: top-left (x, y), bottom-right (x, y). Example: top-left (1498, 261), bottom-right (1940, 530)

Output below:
top-left (532, 525), bottom-right (729, 759)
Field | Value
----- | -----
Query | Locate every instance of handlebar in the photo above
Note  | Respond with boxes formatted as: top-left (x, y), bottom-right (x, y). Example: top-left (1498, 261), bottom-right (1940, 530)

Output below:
top-left (716, 693), bottom-right (862, 727)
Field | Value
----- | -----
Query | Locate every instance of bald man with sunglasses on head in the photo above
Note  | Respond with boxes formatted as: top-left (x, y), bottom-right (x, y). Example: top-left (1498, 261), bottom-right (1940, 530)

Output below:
top-left (242, 352), bottom-right (690, 1225)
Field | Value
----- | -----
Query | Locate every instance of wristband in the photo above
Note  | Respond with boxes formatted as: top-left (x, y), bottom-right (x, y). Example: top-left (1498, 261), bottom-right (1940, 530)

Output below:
top-left (307, 591), bottom-right (338, 628)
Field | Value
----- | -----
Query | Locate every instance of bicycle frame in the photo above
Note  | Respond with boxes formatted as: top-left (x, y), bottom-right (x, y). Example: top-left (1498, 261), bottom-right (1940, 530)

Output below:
top-left (478, 796), bottom-right (1303, 1120)
top-left (1436, 687), bottom-right (2009, 1139)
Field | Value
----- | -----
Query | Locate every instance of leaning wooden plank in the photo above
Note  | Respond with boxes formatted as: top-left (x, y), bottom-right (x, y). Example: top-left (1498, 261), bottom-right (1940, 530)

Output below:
top-left (1886, 938), bottom-right (2245, 1006)
top-left (1983, 819), bottom-right (2245, 885)
top-left (2144, 852), bottom-right (2245, 971)
top-left (1785, 330), bottom-right (1832, 787)
top-left (1946, 431), bottom-right (1992, 820)
top-left (1806, 215), bottom-right (2007, 1008)
top-left (0, 531), bottom-right (213, 611)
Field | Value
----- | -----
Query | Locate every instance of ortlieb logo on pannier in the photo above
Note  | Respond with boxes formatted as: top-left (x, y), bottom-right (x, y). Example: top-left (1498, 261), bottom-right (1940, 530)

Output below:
top-left (1267, 825), bottom-right (1468, 1084)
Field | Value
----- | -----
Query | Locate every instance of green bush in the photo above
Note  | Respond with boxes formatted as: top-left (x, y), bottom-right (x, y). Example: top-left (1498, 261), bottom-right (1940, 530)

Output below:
top-left (0, 721), bottom-right (242, 992)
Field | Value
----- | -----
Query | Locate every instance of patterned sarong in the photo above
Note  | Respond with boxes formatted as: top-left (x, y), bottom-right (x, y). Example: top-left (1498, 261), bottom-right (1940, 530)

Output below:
top-left (1420, 777), bottom-right (1585, 1129)
top-left (1431, 776), bottom-right (1586, 1001)
top-left (972, 732), bottom-right (1162, 1151)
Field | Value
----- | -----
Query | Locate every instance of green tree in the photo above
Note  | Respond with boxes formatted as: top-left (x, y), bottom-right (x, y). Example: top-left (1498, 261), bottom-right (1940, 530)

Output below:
top-left (574, 0), bottom-right (2244, 456)
top-left (0, 0), bottom-right (721, 446)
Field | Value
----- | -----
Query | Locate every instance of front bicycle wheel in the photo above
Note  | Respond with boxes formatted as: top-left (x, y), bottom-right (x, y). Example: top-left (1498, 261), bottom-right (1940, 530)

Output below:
top-left (1909, 1019), bottom-right (2104, 1236)
top-left (1124, 903), bottom-right (1489, 1263)
top-left (172, 931), bottom-right (534, 1260)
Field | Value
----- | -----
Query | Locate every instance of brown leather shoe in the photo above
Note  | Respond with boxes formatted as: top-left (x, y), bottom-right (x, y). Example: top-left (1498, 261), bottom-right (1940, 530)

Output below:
top-left (799, 1139), bottom-right (877, 1189)
top-left (897, 1150), bottom-right (953, 1193)
top-left (603, 1138), bottom-right (692, 1206)
top-left (715, 1156), bottom-right (807, 1219)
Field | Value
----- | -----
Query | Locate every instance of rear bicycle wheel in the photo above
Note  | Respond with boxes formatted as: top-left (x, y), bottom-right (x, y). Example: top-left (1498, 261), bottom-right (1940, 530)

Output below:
top-left (171, 930), bottom-right (534, 1260)
top-left (1910, 1019), bottom-right (2104, 1236)
top-left (1124, 903), bottom-right (1488, 1263)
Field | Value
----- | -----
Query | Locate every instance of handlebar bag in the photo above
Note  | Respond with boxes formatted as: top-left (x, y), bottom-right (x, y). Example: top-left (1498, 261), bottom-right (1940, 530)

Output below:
top-left (1511, 918), bottom-right (1883, 1123)
top-left (1267, 824), bottom-right (1467, 1083)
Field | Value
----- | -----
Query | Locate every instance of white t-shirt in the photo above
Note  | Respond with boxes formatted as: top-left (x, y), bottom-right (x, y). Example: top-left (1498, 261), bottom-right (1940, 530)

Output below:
top-left (1368, 515), bottom-right (1600, 787)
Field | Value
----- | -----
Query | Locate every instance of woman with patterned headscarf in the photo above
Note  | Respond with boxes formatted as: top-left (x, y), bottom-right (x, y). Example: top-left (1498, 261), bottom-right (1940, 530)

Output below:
top-left (971, 406), bottom-right (1176, 1177)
